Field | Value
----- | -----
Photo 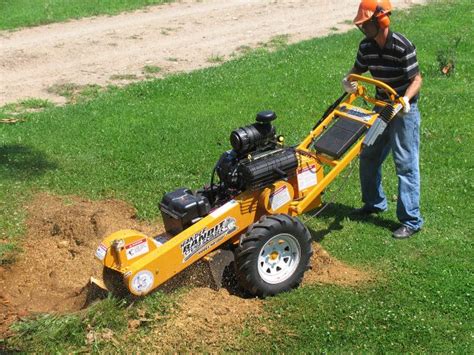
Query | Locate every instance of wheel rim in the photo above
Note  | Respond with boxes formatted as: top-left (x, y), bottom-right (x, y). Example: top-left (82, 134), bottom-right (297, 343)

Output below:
top-left (257, 233), bottom-right (301, 284)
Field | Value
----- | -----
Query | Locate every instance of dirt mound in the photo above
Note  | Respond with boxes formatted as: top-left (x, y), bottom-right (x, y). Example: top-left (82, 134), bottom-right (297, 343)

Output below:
top-left (0, 193), bottom-right (160, 335)
top-left (303, 244), bottom-right (372, 286)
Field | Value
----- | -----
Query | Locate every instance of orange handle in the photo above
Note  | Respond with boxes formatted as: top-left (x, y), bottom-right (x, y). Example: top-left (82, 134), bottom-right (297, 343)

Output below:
top-left (347, 74), bottom-right (407, 110)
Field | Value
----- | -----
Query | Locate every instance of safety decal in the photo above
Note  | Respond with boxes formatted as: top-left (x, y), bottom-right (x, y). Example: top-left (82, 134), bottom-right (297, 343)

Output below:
top-left (181, 217), bottom-right (237, 262)
top-left (297, 165), bottom-right (318, 191)
top-left (130, 270), bottom-right (154, 294)
top-left (270, 185), bottom-right (291, 211)
top-left (95, 243), bottom-right (107, 261)
top-left (125, 238), bottom-right (149, 260)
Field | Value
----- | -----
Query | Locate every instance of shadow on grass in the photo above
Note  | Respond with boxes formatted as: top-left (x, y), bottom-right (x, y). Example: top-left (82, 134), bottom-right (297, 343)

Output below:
top-left (0, 144), bottom-right (57, 180)
top-left (307, 202), bottom-right (400, 243)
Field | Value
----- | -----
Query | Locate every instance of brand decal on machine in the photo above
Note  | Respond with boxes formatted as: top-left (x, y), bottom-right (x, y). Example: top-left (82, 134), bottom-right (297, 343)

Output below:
top-left (181, 217), bottom-right (237, 262)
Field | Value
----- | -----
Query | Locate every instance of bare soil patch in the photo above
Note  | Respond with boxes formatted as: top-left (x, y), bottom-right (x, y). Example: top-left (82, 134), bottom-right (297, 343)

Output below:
top-left (0, 0), bottom-right (426, 105)
top-left (0, 192), bottom-right (371, 339)
top-left (0, 193), bottom-right (160, 335)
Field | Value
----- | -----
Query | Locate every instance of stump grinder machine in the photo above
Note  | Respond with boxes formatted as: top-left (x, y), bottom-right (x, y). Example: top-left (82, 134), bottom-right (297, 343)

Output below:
top-left (93, 75), bottom-right (406, 297)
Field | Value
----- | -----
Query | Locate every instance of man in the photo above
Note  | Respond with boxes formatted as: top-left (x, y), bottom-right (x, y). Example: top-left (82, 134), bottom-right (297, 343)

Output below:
top-left (342, 0), bottom-right (423, 239)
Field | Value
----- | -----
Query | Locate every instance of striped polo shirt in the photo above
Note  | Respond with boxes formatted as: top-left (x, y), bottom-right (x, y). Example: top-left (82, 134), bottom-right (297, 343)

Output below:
top-left (354, 31), bottom-right (420, 103)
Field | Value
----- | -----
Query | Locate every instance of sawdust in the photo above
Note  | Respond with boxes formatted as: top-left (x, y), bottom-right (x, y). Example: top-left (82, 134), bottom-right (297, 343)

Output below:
top-left (149, 288), bottom-right (263, 352)
top-left (303, 244), bottom-right (372, 286)
top-left (0, 193), bottom-right (160, 335)
top-left (0, 192), bottom-right (371, 340)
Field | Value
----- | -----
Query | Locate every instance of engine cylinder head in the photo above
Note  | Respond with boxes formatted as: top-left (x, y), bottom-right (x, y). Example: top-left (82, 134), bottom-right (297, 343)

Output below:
top-left (230, 123), bottom-right (274, 155)
top-left (230, 111), bottom-right (277, 155)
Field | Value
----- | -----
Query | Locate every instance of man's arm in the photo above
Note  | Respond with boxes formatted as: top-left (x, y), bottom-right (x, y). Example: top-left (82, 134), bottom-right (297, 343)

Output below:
top-left (347, 66), bottom-right (365, 77)
top-left (404, 73), bottom-right (422, 101)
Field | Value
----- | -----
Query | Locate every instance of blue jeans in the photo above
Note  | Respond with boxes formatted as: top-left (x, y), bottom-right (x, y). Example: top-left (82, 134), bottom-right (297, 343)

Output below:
top-left (359, 103), bottom-right (423, 230)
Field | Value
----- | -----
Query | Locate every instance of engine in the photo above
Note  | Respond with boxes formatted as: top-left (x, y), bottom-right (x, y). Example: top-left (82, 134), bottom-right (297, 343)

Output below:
top-left (159, 110), bottom-right (298, 235)
top-left (216, 110), bottom-right (297, 191)
top-left (217, 148), bottom-right (298, 191)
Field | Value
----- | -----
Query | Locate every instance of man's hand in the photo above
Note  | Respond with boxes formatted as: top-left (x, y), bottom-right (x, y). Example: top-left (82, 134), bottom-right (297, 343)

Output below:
top-left (402, 73), bottom-right (422, 113)
top-left (400, 96), bottom-right (411, 113)
top-left (342, 76), bottom-right (358, 93)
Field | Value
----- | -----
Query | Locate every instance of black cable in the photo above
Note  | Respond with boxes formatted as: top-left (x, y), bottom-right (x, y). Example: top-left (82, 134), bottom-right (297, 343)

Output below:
top-left (209, 155), bottom-right (224, 205)
top-left (312, 92), bottom-right (347, 130)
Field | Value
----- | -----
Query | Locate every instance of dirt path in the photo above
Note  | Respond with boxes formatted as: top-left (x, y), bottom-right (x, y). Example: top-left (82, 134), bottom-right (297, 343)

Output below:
top-left (0, 0), bottom-right (426, 105)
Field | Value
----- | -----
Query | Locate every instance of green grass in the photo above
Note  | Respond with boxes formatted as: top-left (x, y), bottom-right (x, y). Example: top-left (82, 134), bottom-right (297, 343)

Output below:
top-left (1, 0), bottom-right (473, 352)
top-left (266, 34), bottom-right (290, 49)
top-left (46, 82), bottom-right (104, 103)
top-left (0, 98), bottom-right (54, 120)
top-left (143, 65), bottom-right (162, 75)
top-left (6, 291), bottom-right (177, 352)
top-left (110, 73), bottom-right (139, 81)
top-left (0, 0), bottom-right (174, 30)
top-left (207, 54), bottom-right (225, 64)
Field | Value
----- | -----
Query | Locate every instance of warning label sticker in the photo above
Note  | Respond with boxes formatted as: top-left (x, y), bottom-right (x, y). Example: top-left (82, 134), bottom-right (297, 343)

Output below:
top-left (270, 185), bottom-right (291, 211)
top-left (297, 165), bottom-right (318, 191)
top-left (95, 243), bottom-right (107, 261)
top-left (125, 238), bottom-right (149, 260)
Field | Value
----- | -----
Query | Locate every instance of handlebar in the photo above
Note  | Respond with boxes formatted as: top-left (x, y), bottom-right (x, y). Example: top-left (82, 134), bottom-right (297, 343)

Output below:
top-left (347, 74), bottom-right (408, 111)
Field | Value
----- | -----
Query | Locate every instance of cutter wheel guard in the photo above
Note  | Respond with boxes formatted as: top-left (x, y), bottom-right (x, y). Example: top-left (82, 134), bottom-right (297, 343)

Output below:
top-left (94, 75), bottom-right (406, 297)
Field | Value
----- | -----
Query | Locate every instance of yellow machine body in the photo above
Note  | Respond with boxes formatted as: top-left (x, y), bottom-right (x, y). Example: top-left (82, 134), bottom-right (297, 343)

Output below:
top-left (95, 75), bottom-right (404, 296)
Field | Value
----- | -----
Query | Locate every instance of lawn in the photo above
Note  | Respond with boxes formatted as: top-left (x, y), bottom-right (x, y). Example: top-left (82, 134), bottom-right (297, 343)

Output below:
top-left (0, 0), bottom-right (173, 30)
top-left (1, 0), bottom-right (473, 352)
